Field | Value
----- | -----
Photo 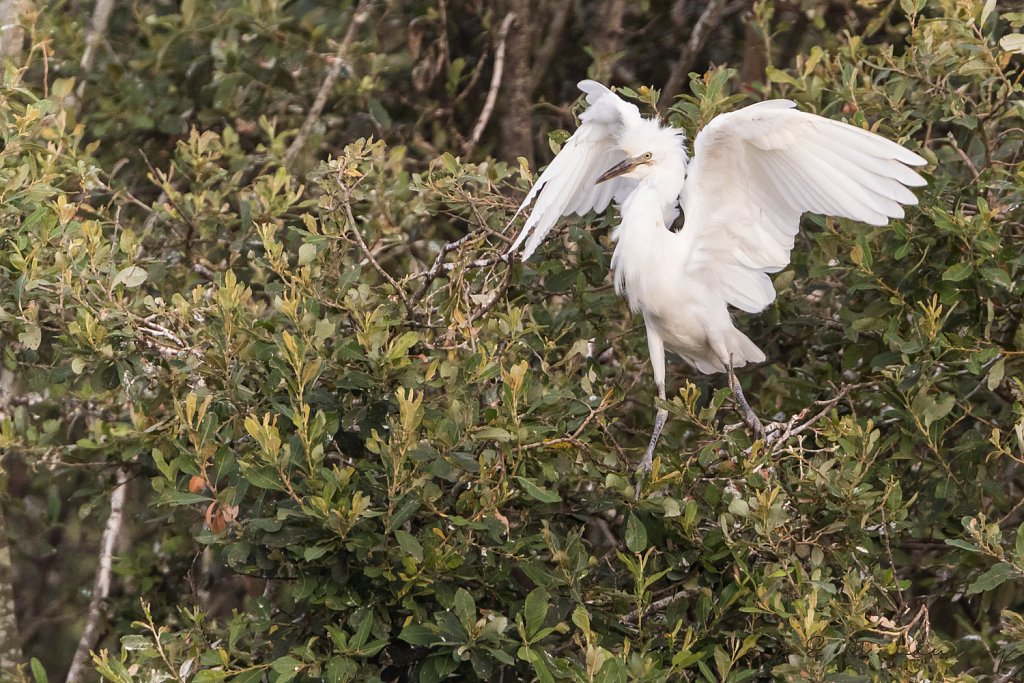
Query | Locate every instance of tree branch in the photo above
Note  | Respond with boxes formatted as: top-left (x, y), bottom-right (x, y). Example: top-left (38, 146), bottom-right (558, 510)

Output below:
top-left (464, 12), bottom-right (515, 156)
top-left (65, 468), bottom-right (129, 683)
top-left (76, 0), bottom-right (116, 101)
top-left (340, 186), bottom-right (410, 307)
top-left (662, 0), bottom-right (735, 104)
top-left (284, 0), bottom-right (373, 165)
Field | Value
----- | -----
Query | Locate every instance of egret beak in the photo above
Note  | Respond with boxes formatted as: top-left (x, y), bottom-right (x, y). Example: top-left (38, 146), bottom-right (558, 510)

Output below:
top-left (596, 155), bottom-right (649, 184)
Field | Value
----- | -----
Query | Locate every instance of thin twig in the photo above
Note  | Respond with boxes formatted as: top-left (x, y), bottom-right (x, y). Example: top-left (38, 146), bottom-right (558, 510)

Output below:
top-left (756, 384), bottom-right (855, 448)
top-left (464, 12), bottom-right (515, 156)
top-left (468, 266), bottom-right (512, 324)
top-left (340, 187), bottom-right (409, 306)
top-left (523, 390), bottom-right (614, 451)
top-left (65, 467), bottom-right (129, 683)
top-left (624, 589), bottom-right (692, 624)
top-left (284, 0), bottom-right (373, 165)
top-left (410, 231), bottom-right (483, 303)
top-left (76, 0), bottom-right (116, 102)
top-left (945, 132), bottom-right (981, 180)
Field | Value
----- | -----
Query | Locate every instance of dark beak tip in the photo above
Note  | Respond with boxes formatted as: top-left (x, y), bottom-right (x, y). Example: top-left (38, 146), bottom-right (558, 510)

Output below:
top-left (596, 159), bottom-right (634, 184)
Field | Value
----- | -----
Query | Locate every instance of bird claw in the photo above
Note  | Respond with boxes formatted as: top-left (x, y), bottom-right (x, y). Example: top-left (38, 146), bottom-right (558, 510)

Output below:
top-left (634, 445), bottom-right (655, 499)
top-left (744, 408), bottom-right (764, 437)
top-left (633, 466), bottom-right (648, 500)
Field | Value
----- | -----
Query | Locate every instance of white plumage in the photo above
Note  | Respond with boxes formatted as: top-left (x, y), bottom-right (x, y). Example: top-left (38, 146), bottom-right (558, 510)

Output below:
top-left (510, 80), bottom-right (927, 481)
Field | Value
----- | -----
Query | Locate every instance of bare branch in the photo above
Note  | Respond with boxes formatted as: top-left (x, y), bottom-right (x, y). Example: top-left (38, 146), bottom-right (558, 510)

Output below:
top-left (284, 0), bottom-right (373, 165)
top-left (522, 390), bottom-right (615, 451)
top-left (624, 589), bottom-right (693, 624)
top-left (759, 383), bottom-right (858, 451)
top-left (662, 0), bottom-right (737, 104)
top-left (66, 467), bottom-right (129, 683)
top-left (410, 231), bottom-right (484, 303)
top-left (76, 0), bottom-right (116, 102)
top-left (464, 12), bottom-right (515, 156)
top-left (340, 186), bottom-right (409, 306)
top-left (946, 132), bottom-right (981, 180)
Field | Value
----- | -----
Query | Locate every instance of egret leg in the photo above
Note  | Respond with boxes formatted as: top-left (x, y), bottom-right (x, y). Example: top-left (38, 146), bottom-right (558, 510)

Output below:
top-left (638, 388), bottom-right (668, 475)
top-left (636, 324), bottom-right (667, 498)
top-left (727, 355), bottom-right (763, 436)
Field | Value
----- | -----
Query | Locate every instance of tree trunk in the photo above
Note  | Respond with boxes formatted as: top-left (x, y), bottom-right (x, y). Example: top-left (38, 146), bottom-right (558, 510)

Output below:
top-left (499, 0), bottom-right (534, 167)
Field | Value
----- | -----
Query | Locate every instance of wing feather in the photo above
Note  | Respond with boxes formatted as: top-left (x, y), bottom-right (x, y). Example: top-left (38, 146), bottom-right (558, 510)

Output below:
top-left (680, 101), bottom-right (926, 313)
top-left (508, 81), bottom-right (642, 259)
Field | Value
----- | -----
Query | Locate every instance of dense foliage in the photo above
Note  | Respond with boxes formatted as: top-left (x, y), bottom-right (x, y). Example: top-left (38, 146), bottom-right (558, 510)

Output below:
top-left (2, 0), bottom-right (1023, 681)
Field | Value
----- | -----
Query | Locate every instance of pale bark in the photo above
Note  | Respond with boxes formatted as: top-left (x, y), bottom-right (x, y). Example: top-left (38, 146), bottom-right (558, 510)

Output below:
top-left (65, 468), bottom-right (129, 683)
top-left (284, 0), bottom-right (374, 165)
top-left (0, 0), bottom-right (27, 62)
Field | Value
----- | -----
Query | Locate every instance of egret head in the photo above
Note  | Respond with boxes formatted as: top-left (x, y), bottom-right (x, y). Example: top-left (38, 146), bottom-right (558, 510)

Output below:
top-left (597, 120), bottom-right (687, 184)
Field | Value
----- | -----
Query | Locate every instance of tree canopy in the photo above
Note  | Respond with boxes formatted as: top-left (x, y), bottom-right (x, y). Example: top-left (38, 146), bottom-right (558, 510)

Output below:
top-left (1, 0), bottom-right (1023, 681)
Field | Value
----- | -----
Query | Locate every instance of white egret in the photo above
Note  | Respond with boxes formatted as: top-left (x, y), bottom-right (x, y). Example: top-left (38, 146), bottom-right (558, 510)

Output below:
top-left (509, 80), bottom-right (927, 484)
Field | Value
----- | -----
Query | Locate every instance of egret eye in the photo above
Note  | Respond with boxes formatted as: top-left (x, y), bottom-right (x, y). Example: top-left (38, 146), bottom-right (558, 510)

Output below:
top-left (642, 152), bottom-right (653, 160)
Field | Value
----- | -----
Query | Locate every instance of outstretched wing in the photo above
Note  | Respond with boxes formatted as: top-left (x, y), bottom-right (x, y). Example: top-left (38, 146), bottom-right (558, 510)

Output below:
top-left (679, 100), bottom-right (926, 314)
top-left (509, 80), bottom-right (643, 259)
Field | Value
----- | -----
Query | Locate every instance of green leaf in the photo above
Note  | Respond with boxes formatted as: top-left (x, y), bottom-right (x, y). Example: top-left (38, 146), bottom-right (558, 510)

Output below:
top-left (523, 587), bottom-right (550, 639)
top-left (987, 357), bottom-right (1005, 390)
top-left (515, 476), bottom-right (561, 503)
top-left (113, 265), bottom-right (148, 288)
top-left (298, 242), bottom-right (317, 266)
top-left (398, 624), bottom-right (439, 646)
top-left (270, 655), bottom-right (302, 683)
top-left (923, 393), bottom-right (956, 427)
top-left (728, 498), bottom-right (749, 518)
top-left (394, 529), bottom-right (424, 562)
top-left (980, 266), bottom-right (1012, 289)
top-left (325, 656), bottom-right (358, 683)
top-left (966, 562), bottom-right (1019, 595)
top-left (120, 634), bottom-right (152, 651)
top-left (624, 512), bottom-right (647, 553)
top-left (230, 671), bottom-right (264, 683)
top-left (999, 33), bottom-right (1024, 54)
top-left (351, 610), bottom-right (374, 648)
top-left (474, 426), bottom-right (513, 442)
top-left (30, 658), bottom-right (48, 683)
top-left (518, 647), bottom-right (555, 683)
top-left (453, 588), bottom-right (476, 632)
top-left (18, 324), bottom-right (41, 350)
top-left (941, 262), bottom-right (973, 282)
top-left (713, 645), bottom-right (732, 680)
top-left (571, 606), bottom-right (591, 635)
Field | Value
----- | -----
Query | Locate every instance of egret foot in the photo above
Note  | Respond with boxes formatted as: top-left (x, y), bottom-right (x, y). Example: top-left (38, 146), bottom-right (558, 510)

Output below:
top-left (727, 357), bottom-right (763, 436)
top-left (635, 407), bottom-right (668, 498)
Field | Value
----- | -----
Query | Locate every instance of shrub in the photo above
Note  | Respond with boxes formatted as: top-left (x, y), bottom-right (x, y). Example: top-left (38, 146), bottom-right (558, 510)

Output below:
top-left (1, 1), bottom-right (1023, 681)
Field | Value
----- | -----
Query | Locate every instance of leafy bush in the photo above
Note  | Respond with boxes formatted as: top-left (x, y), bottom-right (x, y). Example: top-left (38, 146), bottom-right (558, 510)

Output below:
top-left (2, 1), bottom-right (1023, 681)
